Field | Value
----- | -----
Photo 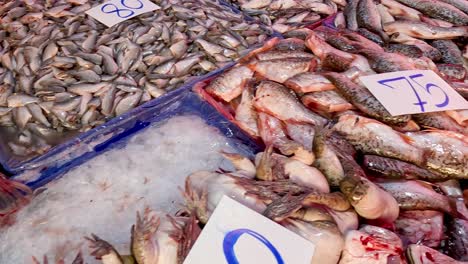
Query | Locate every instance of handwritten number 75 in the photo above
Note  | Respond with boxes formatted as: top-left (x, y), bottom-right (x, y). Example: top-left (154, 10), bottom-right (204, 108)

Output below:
top-left (377, 74), bottom-right (449, 112)
top-left (101, 0), bottom-right (144, 18)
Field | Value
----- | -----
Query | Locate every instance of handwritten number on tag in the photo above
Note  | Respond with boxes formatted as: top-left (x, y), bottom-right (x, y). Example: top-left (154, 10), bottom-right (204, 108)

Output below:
top-left (408, 74), bottom-right (449, 108)
top-left (377, 73), bottom-right (450, 112)
top-left (223, 228), bottom-right (284, 264)
top-left (101, 0), bottom-right (144, 18)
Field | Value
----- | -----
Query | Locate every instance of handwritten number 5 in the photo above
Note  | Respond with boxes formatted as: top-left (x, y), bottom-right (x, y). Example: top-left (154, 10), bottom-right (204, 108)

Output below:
top-left (409, 74), bottom-right (449, 108)
top-left (101, 0), bottom-right (144, 18)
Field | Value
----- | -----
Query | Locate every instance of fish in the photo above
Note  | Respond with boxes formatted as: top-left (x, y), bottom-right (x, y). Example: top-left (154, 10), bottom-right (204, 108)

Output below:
top-left (431, 40), bottom-right (464, 64)
top-left (395, 210), bottom-right (444, 248)
top-left (377, 180), bottom-right (465, 217)
top-left (356, 28), bottom-right (385, 46)
top-left (383, 20), bottom-right (468, 39)
top-left (390, 32), bottom-right (442, 60)
top-left (131, 210), bottom-right (200, 264)
top-left (337, 153), bottom-right (400, 222)
top-left (333, 114), bottom-right (426, 165)
top-left (446, 110), bottom-right (468, 126)
top-left (205, 66), bottom-right (254, 103)
top-left (339, 225), bottom-right (405, 264)
top-left (407, 244), bottom-right (466, 264)
top-left (407, 130), bottom-right (468, 179)
top-left (381, 0), bottom-right (422, 20)
top-left (247, 57), bottom-right (315, 83)
top-left (438, 0), bottom-right (468, 14)
top-left (356, 0), bottom-right (387, 39)
top-left (86, 234), bottom-right (135, 264)
top-left (0, 173), bottom-right (32, 216)
top-left (234, 80), bottom-right (259, 137)
top-left (254, 152), bottom-right (328, 192)
top-left (394, 0), bottom-right (468, 25)
top-left (413, 112), bottom-right (467, 134)
top-left (437, 63), bottom-right (467, 81)
top-left (344, 0), bottom-right (360, 30)
top-left (384, 43), bottom-right (423, 58)
top-left (32, 252), bottom-right (84, 264)
top-left (256, 112), bottom-right (311, 161)
top-left (0, 0), bottom-right (272, 156)
top-left (445, 218), bottom-right (468, 261)
top-left (325, 72), bottom-right (412, 126)
top-left (285, 73), bottom-right (336, 93)
top-left (302, 90), bottom-right (355, 113)
top-left (357, 48), bottom-right (417, 72)
top-left (253, 81), bottom-right (328, 126)
top-left (283, 219), bottom-right (344, 264)
top-left (363, 155), bottom-right (451, 181)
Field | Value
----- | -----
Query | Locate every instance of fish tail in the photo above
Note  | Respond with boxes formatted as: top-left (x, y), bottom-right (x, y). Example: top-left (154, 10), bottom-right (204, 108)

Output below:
top-left (0, 175), bottom-right (32, 216)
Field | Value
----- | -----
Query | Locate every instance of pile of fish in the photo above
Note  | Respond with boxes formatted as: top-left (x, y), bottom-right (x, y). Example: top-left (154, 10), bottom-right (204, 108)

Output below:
top-left (194, 33), bottom-right (468, 263)
top-left (335, 0), bottom-right (468, 82)
top-left (225, 0), bottom-right (346, 33)
top-left (0, 0), bottom-right (271, 158)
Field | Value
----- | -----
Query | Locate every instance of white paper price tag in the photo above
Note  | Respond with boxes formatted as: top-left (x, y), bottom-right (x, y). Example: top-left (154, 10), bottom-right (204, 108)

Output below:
top-left (359, 70), bottom-right (468, 116)
top-left (184, 196), bottom-right (315, 264)
top-left (86, 0), bottom-right (160, 27)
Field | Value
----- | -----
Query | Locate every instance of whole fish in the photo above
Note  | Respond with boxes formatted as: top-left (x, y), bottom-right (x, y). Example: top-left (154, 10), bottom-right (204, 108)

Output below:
top-left (253, 81), bottom-right (327, 126)
top-left (325, 72), bottom-right (411, 126)
top-left (333, 114), bottom-right (425, 165)
top-left (384, 20), bottom-right (468, 39)
top-left (394, 0), bottom-right (468, 25)
top-left (363, 154), bottom-right (450, 181)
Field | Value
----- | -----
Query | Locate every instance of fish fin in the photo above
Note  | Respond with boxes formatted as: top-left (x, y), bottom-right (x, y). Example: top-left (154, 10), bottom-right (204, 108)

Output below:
top-left (0, 175), bottom-right (32, 216)
top-left (71, 251), bottom-right (83, 264)
top-left (400, 134), bottom-right (414, 145)
top-left (263, 193), bottom-right (305, 222)
top-left (85, 233), bottom-right (123, 261)
top-left (256, 145), bottom-right (274, 181)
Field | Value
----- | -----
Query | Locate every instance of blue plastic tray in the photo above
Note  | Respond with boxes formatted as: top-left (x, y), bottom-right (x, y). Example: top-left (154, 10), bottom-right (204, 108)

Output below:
top-left (13, 75), bottom-right (262, 189)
